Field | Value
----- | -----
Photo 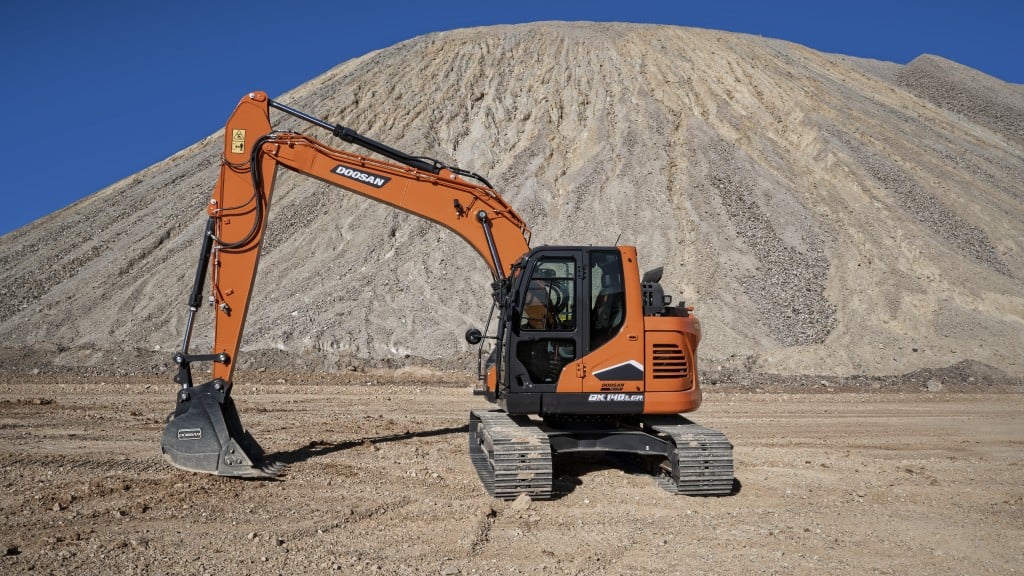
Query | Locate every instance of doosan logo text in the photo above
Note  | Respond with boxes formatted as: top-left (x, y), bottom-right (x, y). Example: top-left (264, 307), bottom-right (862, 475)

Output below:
top-left (332, 165), bottom-right (391, 188)
top-left (177, 428), bottom-right (203, 440)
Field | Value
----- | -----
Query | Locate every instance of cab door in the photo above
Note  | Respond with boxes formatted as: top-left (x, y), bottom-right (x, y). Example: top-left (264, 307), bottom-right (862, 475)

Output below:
top-left (507, 250), bottom-right (584, 394)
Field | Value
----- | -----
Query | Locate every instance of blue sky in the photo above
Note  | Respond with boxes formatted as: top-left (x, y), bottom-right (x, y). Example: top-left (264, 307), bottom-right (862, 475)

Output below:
top-left (0, 1), bottom-right (1019, 236)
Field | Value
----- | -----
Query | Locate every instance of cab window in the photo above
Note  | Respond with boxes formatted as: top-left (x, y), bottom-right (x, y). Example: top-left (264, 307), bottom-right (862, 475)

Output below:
top-left (520, 257), bottom-right (575, 331)
top-left (589, 250), bottom-right (625, 349)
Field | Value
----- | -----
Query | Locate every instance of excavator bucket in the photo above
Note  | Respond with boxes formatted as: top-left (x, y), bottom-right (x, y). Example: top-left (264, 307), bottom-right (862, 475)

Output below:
top-left (161, 379), bottom-right (281, 478)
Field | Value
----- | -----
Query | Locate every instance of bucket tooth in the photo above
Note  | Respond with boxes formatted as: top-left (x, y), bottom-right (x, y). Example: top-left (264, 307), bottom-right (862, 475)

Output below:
top-left (161, 379), bottom-right (281, 478)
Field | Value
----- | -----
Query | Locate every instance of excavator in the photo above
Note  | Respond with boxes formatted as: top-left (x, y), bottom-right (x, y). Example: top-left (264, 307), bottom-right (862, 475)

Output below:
top-left (161, 91), bottom-right (734, 499)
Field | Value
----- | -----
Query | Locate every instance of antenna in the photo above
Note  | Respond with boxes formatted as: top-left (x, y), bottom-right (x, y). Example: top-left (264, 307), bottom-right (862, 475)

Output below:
top-left (613, 233), bottom-right (622, 246)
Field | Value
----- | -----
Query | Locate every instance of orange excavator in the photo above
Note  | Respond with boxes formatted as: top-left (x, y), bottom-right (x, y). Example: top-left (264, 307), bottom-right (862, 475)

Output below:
top-left (161, 91), bottom-right (734, 498)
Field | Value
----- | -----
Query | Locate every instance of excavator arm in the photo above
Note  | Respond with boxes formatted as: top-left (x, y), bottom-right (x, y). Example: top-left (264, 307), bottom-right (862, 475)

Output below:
top-left (200, 92), bottom-right (529, 385)
top-left (162, 91), bottom-right (530, 476)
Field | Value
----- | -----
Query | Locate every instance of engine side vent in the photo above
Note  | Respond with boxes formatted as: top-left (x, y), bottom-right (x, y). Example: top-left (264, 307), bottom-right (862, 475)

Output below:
top-left (650, 342), bottom-right (689, 379)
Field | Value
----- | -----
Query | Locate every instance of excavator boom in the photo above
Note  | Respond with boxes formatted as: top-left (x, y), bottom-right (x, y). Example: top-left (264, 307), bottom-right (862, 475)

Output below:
top-left (209, 92), bottom-right (530, 385)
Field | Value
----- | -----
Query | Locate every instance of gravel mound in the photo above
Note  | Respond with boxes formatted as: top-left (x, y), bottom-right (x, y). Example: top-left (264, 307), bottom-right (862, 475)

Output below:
top-left (897, 54), bottom-right (1024, 146)
top-left (0, 23), bottom-right (1021, 378)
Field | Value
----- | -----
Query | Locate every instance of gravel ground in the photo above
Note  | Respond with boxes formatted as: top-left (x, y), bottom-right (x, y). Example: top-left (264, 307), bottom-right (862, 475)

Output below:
top-left (1, 369), bottom-right (1021, 575)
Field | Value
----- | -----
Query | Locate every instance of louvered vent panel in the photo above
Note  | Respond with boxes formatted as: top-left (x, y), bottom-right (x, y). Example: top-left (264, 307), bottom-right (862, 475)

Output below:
top-left (651, 342), bottom-right (689, 379)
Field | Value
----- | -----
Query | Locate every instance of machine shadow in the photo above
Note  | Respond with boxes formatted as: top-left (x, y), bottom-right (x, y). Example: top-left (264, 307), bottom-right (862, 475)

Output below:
top-left (265, 426), bottom-right (742, 498)
top-left (552, 453), bottom-right (743, 498)
top-left (267, 425), bottom-right (470, 467)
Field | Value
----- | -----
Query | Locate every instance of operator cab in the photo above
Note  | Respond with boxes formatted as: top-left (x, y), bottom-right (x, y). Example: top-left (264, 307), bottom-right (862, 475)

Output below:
top-left (506, 246), bottom-right (626, 394)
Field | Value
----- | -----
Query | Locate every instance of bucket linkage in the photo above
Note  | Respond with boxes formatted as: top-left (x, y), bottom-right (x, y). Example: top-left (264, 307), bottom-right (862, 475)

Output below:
top-left (160, 218), bottom-right (281, 478)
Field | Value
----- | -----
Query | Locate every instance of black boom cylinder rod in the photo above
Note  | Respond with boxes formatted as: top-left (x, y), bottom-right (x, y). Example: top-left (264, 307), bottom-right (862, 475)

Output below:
top-left (268, 99), bottom-right (441, 174)
top-left (187, 218), bottom-right (217, 310)
top-left (177, 218), bottom-right (216, 363)
top-left (477, 210), bottom-right (504, 280)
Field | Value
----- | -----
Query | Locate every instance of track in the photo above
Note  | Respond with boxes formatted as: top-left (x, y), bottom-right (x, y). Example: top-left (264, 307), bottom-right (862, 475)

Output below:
top-left (470, 409), bottom-right (735, 499)
top-left (651, 421), bottom-right (734, 495)
top-left (468, 409), bottom-right (554, 500)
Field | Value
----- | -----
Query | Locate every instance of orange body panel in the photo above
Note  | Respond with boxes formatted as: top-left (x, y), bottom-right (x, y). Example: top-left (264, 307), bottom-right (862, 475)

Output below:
top-left (543, 246), bottom-right (703, 415)
top-left (641, 315), bottom-right (702, 414)
top-left (485, 365), bottom-right (498, 395)
top-left (556, 247), bottom-right (644, 394)
top-left (643, 389), bottom-right (702, 414)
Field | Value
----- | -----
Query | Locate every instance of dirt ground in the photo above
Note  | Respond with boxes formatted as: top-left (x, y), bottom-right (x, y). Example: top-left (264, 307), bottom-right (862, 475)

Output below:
top-left (1, 369), bottom-right (1021, 575)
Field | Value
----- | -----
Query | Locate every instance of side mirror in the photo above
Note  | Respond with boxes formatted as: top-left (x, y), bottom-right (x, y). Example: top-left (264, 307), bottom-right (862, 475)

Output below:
top-left (464, 328), bottom-right (483, 345)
